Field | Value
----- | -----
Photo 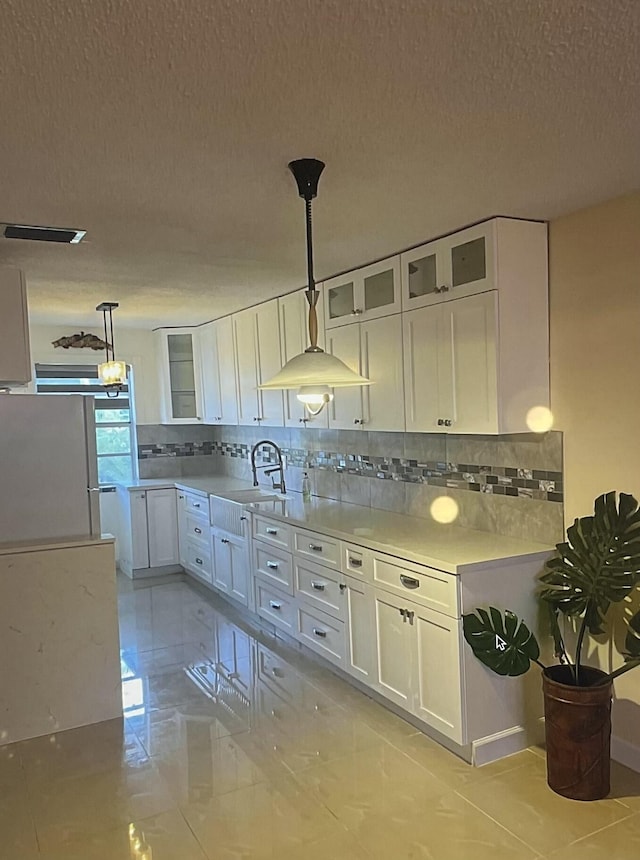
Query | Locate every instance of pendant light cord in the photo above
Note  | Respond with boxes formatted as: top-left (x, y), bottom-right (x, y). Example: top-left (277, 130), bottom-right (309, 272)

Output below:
top-left (305, 196), bottom-right (315, 296)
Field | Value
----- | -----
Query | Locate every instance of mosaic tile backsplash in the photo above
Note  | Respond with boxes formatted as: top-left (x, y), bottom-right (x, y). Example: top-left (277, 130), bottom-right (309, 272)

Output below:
top-left (136, 424), bottom-right (564, 545)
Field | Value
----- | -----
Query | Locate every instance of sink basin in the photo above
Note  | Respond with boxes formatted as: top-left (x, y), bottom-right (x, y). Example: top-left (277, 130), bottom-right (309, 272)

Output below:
top-left (220, 489), bottom-right (290, 503)
top-left (209, 489), bottom-right (292, 533)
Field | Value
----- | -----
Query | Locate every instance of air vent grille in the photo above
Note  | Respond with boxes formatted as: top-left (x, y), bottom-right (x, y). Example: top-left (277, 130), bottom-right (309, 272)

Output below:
top-left (2, 224), bottom-right (86, 243)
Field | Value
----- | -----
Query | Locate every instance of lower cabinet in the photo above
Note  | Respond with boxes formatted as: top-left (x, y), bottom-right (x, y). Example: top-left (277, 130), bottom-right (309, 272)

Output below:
top-left (344, 576), bottom-right (377, 685)
top-left (116, 487), bottom-right (180, 578)
top-left (212, 528), bottom-right (249, 607)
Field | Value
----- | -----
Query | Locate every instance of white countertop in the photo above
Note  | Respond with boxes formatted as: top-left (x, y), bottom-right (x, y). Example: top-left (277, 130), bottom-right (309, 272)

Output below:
top-left (116, 475), bottom-right (552, 574)
top-left (0, 534), bottom-right (115, 556)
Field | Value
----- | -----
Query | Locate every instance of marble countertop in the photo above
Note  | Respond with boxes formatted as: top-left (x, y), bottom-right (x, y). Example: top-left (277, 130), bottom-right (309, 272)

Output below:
top-left (0, 534), bottom-right (115, 556)
top-left (115, 475), bottom-right (552, 573)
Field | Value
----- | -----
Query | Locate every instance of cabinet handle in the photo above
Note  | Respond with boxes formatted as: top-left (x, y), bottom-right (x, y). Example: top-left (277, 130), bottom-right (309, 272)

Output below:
top-left (179, 494), bottom-right (185, 500)
top-left (299, 417), bottom-right (309, 424)
top-left (266, 561), bottom-right (279, 569)
top-left (441, 285), bottom-right (449, 292)
top-left (221, 538), bottom-right (229, 544)
top-left (240, 516), bottom-right (247, 521)
top-left (339, 583), bottom-right (346, 592)
top-left (309, 543), bottom-right (323, 552)
top-left (266, 528), bottom-right (278, 535)
top-left (399, 607), bottom-right (407, 622)
top-left (350, 308), bottom-right (363, 316)
top-left (192, 502), bottom-right (201, 508)
top-left (407, 610), bottom-right (415, 625)
top-left (195, 557), bottom-right (203, 565)
top-left (444, 419), bottom-right (453, 427)
top-left (269, 600), bottom-right (281, 610)
top-left (311, 581), bottom-right (326, 591)
top-left (194, 527), bottom-right (202, 535)
top-left (349, 557), bottom-right (363, 567)
top-left (400, 574), bottom-right (420, 589)
top-left (312, 628), bottom-right (327, 638)
top-left (437, 418), bottom-right (444, 426)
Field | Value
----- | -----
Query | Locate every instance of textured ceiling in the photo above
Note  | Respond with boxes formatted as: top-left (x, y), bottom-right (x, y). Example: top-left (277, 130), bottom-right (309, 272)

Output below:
top-left (0, 0), bottom-right (639, 328)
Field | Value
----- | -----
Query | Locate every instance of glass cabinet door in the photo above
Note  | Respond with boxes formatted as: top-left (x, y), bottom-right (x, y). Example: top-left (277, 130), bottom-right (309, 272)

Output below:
top-left (327, 280), bottom-right (356, 323)
top-left (450, 236), bottom-right (486, 288)
top-left (406, 252), bottom-right (438, 300)
top-left (167, 333), bottom-right (197, 419)
top-left (363, 268), bottom-right (395, 312)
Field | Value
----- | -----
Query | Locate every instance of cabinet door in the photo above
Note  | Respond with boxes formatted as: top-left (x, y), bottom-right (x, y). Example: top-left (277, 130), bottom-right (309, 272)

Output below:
top-left (403, 305), bottom-right (452, 432)
top-left (157, 330), bottom-right (202, 423)
top-left (130, 492), bottom-right (150, 570)
top-left (345, 577), bottom-right (377, 685)
top-left (199, 317), bottom-right (238, 425)
top-left (228, 534), bottom-right (249, 606)
top-left (0, 268), bottom-right (31, 385)
top-left (176, 490), bottom-right (188, 568)
top-left (146, 489), bottom-right (179, 567)
top-left (324, 272), bottom-right (358, 328)
top-left (373, 590), bottom-right (413, 710)
top-left (360, 315), bottom-right (405, 431)
top-left (326, 325), bottom-right (363, 430)
top-left (254, 300), bottom-right (284, 427)
top-left (212, 530), bottom-right (232, 594)
top-left (447, 291), bottom-right (498, 434)
top-left (445, 221), bottom-right (495, 299)
top-left (411, 604), bottom-right (464, 744)
top-left (279, 290), bottom-right (327, 428)
top-left (233, 308), bottom-right (261, 426)
top-left (360, 257), bottom-right (401, 321)
top-left (400, 238), bottom-right (449, 311)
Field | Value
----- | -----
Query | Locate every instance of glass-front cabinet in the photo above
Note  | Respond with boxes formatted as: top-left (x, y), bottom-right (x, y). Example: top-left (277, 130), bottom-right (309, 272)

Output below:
top-left (156, 328), bottom-right (202, 423)
top-left (324, 257), bottom-right (401, 328)
top-left (401, 221), bottom-right (496, 311)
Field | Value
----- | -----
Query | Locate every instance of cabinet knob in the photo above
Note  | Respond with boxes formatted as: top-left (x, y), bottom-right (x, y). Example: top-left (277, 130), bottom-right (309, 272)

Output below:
top-left (299, 417), bottom-right (309, 424)
top-left (240, 515), bottom-right (247, 521)
top-left (351, 308), bottom-right (363, 316)
top-left (194, 527), bottom-right (202, 535)
top-left (253, 416), bottom-right (262, 422)
top-left (221, 538), bottom-right (229, 544)
top-left (195, 557), bottom-right (203, 565)
top-left (354, 418), bottom-right (365, 425)
top-left (444, 418), bottom-right (453, 427)
top-left (437, 418), bottom-right (444, 426)
top-left (217, 416), bottom-right (222, 421)
top-left (339, 583), bottom-right (347, 592)
top-left (312, 627), bottom-right (327, 638)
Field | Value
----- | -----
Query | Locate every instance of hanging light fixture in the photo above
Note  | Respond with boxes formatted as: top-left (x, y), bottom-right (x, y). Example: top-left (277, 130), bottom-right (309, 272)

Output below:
top-left (96, 302), bottom-right (126, 397)
top-left (259, 159), bottom-right (370, 415)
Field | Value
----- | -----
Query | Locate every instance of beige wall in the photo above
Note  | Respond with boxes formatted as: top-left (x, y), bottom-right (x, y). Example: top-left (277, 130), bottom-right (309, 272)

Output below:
top-left (28, 324), bottom-right (161, 424)
top-left (550, 190), bottom-right (640, 750)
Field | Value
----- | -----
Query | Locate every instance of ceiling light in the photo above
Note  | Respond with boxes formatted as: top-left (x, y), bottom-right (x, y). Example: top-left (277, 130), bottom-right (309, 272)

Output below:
top-left (2, 223), bottom-right (86, 243)
top-left (96, 302), bottom-right (126, 397)
top-left (259, 159), bottom-right (370, 415)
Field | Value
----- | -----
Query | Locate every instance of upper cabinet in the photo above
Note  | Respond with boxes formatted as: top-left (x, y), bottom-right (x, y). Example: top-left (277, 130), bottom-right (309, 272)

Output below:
top-left (278, 288), bottom-right (328, 428)
top-left (0, 267), bottom-right (32, 386)
top-left (156, 329), bottom-right (202, 423)
top-left (198, 316), bottom-right (238, 425)
top-left (401, 218), bottom-right (544, 311)
top-left (233, 299), bottom-right (284, 427)
top-left (324, 257), bottom-right (401, 329)
top-left (327, 314), bottom-right (405, 432)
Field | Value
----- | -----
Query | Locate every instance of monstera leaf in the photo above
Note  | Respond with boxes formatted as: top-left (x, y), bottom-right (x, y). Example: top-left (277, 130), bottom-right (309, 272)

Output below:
top-left (624, 609), bottom-right (640, 661)
top-left (463, 607), bottom-right (541, 677)
top-left (540, 492), bottom-right (640, 635)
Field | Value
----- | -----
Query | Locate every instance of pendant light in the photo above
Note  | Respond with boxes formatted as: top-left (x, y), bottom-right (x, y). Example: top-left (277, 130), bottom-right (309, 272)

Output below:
top-left (259, 159), bottom-right (370, 415)
top-left (96, 302), bottom-right (126, 397)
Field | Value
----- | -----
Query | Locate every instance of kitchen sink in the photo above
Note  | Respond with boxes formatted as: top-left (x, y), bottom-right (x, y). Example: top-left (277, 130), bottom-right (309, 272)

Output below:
top-left (209, 489), bottom-right (291, 533)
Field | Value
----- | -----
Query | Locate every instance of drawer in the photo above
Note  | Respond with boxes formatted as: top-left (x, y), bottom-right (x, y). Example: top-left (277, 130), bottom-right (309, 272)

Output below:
top-left (253, 515), bottom-right (292, 550)
top-left (255, 581), bottom-right (296, 634)
top-left (296, 604), bottom-right (345, 667)
top-left (184, 539), bottom-right (213, 585)
top-left (293, 528), bottom-right (340, 569)
top-left (254, 544), bottom-right (294, 595)
top-left (372, 553), bottom-right (459, 618)
top-left (295, 558), bottom-right (345, 620)
top-left (185, 512), bottom-right (208, 544)
top-left (178, 490), bottom-right (210, 520)
top-left (342, 543), bottom-right (373, 580)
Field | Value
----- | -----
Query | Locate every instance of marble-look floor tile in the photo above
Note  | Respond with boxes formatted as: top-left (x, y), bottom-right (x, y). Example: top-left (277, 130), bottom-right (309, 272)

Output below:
top-left (38, 809), bottom-right (208, 860)
top-left (544, 811), bottom-right (640, 860)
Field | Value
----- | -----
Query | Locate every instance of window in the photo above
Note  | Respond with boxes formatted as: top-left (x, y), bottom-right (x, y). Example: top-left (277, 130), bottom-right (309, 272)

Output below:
top-left (35, 363), bottom-right (137, 485)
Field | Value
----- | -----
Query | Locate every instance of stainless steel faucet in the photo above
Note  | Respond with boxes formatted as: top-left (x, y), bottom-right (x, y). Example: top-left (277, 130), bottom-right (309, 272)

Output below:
top-left (250, 440), bottom-right (287, 495)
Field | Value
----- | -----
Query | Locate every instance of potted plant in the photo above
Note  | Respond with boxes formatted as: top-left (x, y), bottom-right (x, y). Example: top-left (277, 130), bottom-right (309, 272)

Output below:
top-left (463, 491), bottom-right (640, 801)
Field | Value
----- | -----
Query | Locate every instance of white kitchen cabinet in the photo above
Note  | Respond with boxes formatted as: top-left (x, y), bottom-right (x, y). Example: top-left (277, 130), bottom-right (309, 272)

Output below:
top-left (278, 288), bottom-right (328, 428)
top-left (344, 576), bottom-right (377, 685)
top-left (404, 291), bottom-right (499, 434)
top-left (212, 528), bottom-right (249, 607)
top-left (373, 588), bottom-right (414, 711)
top-left (233, 300), bottom-right (284, 427)
top-left (198, 316), bottom-right (238, 425)
top-left (0, 267), bottom-right (32, 386)
top-left (155, 328), bottom-right (203, 423)
top-left (146, 488), bottom-right (180, 567)
top-left (324, 256), bottom-right (401, 328)
top-left (117, 487), bottom-right (180, 578)
top-left (327, 315), bottom-right (405, 431)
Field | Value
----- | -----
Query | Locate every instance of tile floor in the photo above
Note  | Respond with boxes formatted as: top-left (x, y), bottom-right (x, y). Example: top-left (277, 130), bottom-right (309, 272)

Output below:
top-left (2, 575), bottom-right (640, 859)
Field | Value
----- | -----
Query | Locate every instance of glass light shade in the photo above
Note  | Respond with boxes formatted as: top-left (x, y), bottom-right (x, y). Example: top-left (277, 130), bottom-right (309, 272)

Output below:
top-left (259, 350), bottom-right (371, 390)
top-left (296, 385), bottom-right (334, 406)
top-left (98, 359), bottom-right (127, 388)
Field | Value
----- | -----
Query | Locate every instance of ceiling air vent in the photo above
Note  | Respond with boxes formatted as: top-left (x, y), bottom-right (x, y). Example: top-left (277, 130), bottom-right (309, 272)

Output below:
top-left (2, 224), bottom-right (86, 243)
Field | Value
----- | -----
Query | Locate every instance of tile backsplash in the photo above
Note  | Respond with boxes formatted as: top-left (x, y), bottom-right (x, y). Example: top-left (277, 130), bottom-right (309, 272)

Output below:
top-left (137, 423), bottom-right (564, 545)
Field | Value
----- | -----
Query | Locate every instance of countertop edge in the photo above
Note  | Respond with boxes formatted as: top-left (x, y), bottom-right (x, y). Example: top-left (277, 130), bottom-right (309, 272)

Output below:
top-left (0, 534), bottom-right (116, 556)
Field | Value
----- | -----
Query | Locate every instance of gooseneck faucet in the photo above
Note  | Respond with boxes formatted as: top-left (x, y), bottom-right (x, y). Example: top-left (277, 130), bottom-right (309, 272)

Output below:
top-left (250, 440), bottom-right (287, 495)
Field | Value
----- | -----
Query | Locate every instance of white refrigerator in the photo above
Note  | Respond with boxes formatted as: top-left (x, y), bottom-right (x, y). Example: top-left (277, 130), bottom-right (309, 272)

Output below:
top-left (0, 394), bottom-right (101, 543)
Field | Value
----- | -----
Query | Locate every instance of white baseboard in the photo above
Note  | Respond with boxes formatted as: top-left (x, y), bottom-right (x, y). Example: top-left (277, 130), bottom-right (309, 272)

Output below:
top-left (611, 734), bottom-right (640, 774)
top-left (472, 722), bottom-right (544, 766)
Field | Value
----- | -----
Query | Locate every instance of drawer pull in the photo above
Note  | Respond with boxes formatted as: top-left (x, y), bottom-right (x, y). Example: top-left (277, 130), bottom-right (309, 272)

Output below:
top-left (339, 583), bottom-right (346, 592)
top-left (266, 561), bottom-right (279, 570)
top-left (271, 667), bottom-right (283, 678)
top-left (221, 538), bottom-right (229, 544)
top-left (312, 627), bottom-right (327, 638)
top-left (269, 600), bottom-right (281, 610)
top-left (266, 527), bottom-right (278, 535)
top-left (309, 543), bottom-right (323, 552)
top-left (400, 574), bottom-right (420, 590)
top-left (195, 557), bottom-right (203, 565)
top-left (349, 557), bottom-right (363, 567)
top-left (311, 581), bottom-right (326, 591)
top-left (179, 494), bottom-right (185, 499)
top-left (194, 527), bottom-right (202, 535)
top-left (192, 502), bottom-right (201, 508)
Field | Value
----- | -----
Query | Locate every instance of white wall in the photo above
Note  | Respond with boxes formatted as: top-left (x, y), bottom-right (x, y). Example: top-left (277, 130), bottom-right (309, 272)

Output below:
top-left (28, 324), bottom-right (161, 424)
